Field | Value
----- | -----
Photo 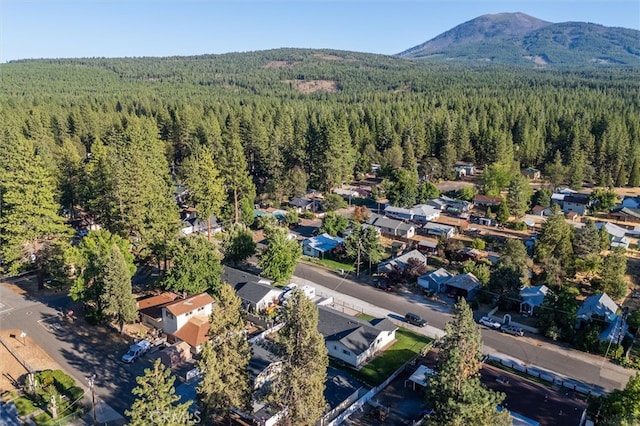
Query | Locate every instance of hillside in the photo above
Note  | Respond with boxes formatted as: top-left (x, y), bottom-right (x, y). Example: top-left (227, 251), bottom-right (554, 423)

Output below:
top-left (398, 12), bottom-right (640, 67)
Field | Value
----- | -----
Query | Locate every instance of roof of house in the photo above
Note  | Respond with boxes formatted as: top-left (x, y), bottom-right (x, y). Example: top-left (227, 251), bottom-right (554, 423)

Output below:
top-left (137, 292), bottom-right (180, 310)
top-left (173, 315), bottom-right (210, 347)
top-left (444, 273), bottom-right (481, 292)
top-left (325, 367), bottom-right (364, 411)
top-left (248, 341), bottom-right (284, 381)
top-left (473, 195), bottom-right (503, 204)
top-left (165, 293), bottom-right (215, 316)
top-left (596, 222), bottom-right (628, 239)
top-left (378, 249), bottom-right (427, 273)
top-left (564, 194), bottom-right (590, 205)
top-left (303, 233), bottom-right (344, 253)
top-left (611, 207), bottom-right (640, 219)
top-left (423, 222), bottom-right (456, 233)
top-left (519, 285), bottom-right (549, 308)
top-left (531, 205), bottom-right (547, 212)
top-left (288, 197), bottom-right (313, 208)
top-left (418, 239), bottom-right (439, 249)
top-left (317, 306), bottom-right (396, 355)
top-left (137, 292), bottom-right (181, 319)
top-left (384, 205), bottom-right (412, 215)
top-left (577, 293), bottom-right (619, 322)
top-left (522, 167), bottom-right (540, 173)
top-left (235, 281), bottom-right (282, 305)
top-left (566, 211), bottom-right (579, 219)
top-left (367, 213), bottom-right (414, 232)
top-left (420, 267), bottom-right (453, 285)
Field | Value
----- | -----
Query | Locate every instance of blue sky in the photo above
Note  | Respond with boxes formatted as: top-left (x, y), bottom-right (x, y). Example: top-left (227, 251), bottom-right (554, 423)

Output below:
top-left (1, 1), bottom-right (638, 62)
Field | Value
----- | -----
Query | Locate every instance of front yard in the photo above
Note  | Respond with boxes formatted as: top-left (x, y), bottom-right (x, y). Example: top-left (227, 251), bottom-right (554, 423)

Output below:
top-left (347, 327), bottom-right (431, 386)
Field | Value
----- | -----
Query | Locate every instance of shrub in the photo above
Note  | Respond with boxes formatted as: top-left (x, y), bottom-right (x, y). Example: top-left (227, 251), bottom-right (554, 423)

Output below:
top-left (14, 396), bottom-right (38, 415)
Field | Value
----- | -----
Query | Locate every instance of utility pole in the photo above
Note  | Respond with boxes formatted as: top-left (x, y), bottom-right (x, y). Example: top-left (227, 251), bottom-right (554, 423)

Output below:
top-left (86, 374), bottom-right (97, 425)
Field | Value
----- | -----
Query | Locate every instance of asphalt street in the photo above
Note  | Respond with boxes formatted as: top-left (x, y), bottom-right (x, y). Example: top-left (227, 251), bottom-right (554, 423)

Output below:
top-left (1, 263), bottom-right (636, 423)
top-left (286, 263), bottom-right (635, 394)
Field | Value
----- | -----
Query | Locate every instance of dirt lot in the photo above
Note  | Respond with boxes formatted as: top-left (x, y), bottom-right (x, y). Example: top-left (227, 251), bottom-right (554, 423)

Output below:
top-left (0, 330), bottom-right (61, 394)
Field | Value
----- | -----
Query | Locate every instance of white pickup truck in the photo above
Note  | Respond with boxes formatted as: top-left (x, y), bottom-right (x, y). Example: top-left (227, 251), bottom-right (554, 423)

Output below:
top-left (121, 339), bottom-right (151, 363)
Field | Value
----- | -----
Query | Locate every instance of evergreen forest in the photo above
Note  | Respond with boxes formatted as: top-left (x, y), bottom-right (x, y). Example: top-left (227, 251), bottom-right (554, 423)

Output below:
top-left (1, 48), bottom-right (639, 274)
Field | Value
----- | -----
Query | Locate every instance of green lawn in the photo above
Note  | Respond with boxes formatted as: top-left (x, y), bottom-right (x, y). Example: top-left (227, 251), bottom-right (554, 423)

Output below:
top-left (349, 328), bottom-right (431, 386)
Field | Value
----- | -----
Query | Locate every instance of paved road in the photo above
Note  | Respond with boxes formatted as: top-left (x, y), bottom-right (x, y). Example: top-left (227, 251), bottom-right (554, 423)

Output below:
top-left (284, 263), bottom-right (634, 393)
top-left (0, 275), bottom-right (145, 424)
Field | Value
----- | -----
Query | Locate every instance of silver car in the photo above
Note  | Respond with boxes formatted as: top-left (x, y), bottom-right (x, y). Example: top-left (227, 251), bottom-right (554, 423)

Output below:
top-left (501, 325), bottom-right (524, 337)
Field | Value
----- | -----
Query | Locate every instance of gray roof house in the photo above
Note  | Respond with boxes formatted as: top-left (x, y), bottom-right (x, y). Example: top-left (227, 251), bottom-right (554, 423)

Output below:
top-left (595, 222), bottom-right (631, 249)
top-left (366, 213), bottom-right (415, 238)
top-left (421, 222), bottom-right (456, 239)
top-left (318, 306), bottom-right (397, 368)
top-left (234, 281), bottom-right (283, 313)
top-left (444, 273), bottom-right (481, 300)
top-left (377, 249), bottom-right (427, 274)
top-left (576, 293), bottom-right (627, 343)
top-left (519, 285), bottom-right (549, 315)
top-left (302, 233), bottom-right (344, 258)
top-left (418, 268), bottom-right (454, 293)
top-left (288, 196), bottom-right (315, 212)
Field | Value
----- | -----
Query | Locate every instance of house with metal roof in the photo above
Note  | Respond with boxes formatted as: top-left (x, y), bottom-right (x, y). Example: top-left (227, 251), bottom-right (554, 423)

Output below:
top-left (576, 293), bottom-right (627, 343)
top-left (444, 273), bottom-right (481, 300)
top-left (302, 233), bottom-right (344, 258)
top-left (421, 222), bottom-right (457, 239)
top-left (595, 222), bottom-right (631, 249)
top-left (519, 285), bottom-right (549, 315)
top-left (317, 306), bottom-right (397, 368)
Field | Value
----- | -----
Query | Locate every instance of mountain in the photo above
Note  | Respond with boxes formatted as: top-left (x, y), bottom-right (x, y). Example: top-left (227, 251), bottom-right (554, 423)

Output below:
top-left (398, 12), bottom-right (640, 67)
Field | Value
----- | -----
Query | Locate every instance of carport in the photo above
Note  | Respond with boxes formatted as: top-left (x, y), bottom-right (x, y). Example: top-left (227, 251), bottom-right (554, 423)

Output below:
top-left (406, 364), bottom-right (436, 391)
top-left (445, 273), bottom-right (481, 300)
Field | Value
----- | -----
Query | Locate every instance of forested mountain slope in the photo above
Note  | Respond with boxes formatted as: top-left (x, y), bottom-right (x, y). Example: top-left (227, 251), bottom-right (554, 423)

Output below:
top-left (398, 13), bottom-right (640, 67)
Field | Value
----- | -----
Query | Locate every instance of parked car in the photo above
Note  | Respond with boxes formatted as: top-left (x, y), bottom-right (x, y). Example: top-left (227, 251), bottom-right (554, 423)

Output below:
top-left (405, 313), bottom-right (427, 327)
top-left (478, 316), bottom-right (501, 330)
top-left (496, 375), bottom-right (510, 384)
top-left (500, 325), bottom-right (524, 337)
top-left (122, 339), bottom-right (151, 363)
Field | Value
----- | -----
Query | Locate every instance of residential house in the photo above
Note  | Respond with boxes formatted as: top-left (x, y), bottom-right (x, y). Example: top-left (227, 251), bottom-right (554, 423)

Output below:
top-left (577, 293), bottom-right (627, 343)
top-left (595, 222), bottom-right (631, 249)
top-left (521, 167), bottom-right (541, 180)
top-left (473, 195), bottom-right (503, 209)
top-left (317, 306), bottom-right (397, 368)
top-left (457, 248), bottom-right (488, 262)
top-left (428, 196), bottom-right (473, 213)
top-left (302, 233), bottom-right (344, 258)
top-left (180, 207), bottom-right (221, 236)
top-left (383, 205), bottom-right (414, 221)
top-left (421, 222), bottom-right (456, 239)
top-left (411, 204), bottom-right (441, 224)
top-left (137, 292), bottom-right (180, 329)
top-left (159, 341), bottom-right (192, 370)
top-left (162, 293), bottom-right (215, 354)
top-left (377, 249), bottom-right (427, 275)
top-left (416, 238), bottom-right (439, 254)
top-left (552, 189), bottom-right (591, 215)
top-left (234, 281), bottom-right (283, 313)
top-left (610, 207), bottom-right (640, 224)
top-left (288, 197), bottom-right (315, 213)
top-left (454, 161), bottom-right (476, 178)
top-left (444, 273), bottom-right (481, 300)
top-left (366, 213), bottom-right (415, 239)
top-left (519, 285), bottom-right (549, 315)
top-left (530, 205), bottom-right (552, 216)
top-left (418, 268), bottom-right (454, 293)
top-left (383, 204), bottom-right (441, 224)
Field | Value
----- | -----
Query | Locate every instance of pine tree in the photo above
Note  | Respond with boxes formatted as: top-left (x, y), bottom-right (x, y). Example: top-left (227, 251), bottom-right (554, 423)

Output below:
top-left (426, 299), bottom-right (509, 426)
top-left (181, 147), bottom-right (225, 241)
top-left (126, 359), bottom-right (193, 426)
top-left (600, 248), bottom-right (628, 299)
top-left (163, 235), bottom-right (223, 295)
top-left (69, 230), bottom-right (135, 320)
top-left (101, 245), bottom-right (138, 334)
top-left (628, 158), bottom-right (640, 188)
top-left (258, 227), bottom-right (302, 283)
top-left (221, 223), bottom-right (256, 265)
top-left (0, 133), bottom-right (71, 278)
top-left (198, 283), bottom-right (252, 423)
top-left (506, 175), bottom-right (533, 218)
top-left (534, 208), bottom-right (575, 270)
top-left (268, 290), bottom-right (328, 425)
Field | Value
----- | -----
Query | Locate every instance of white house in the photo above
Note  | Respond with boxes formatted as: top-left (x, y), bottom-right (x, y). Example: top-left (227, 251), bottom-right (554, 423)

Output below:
top-left (421, 222), bottom-right (456, 239)
top-left (234, 281), bottom-right (283, 313)
top-left (317, 306), bottom-right (397, 368)
top-left (596, 222), bottom-right (631, 249)
top-left (162, 293), bottom-right (215, 354)
top-left (366, 213), bottom-right (416, 238)
top-left (411, 204), bottom-right (441, 224)
top-left (577, 293), bottom-right (628, 343)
